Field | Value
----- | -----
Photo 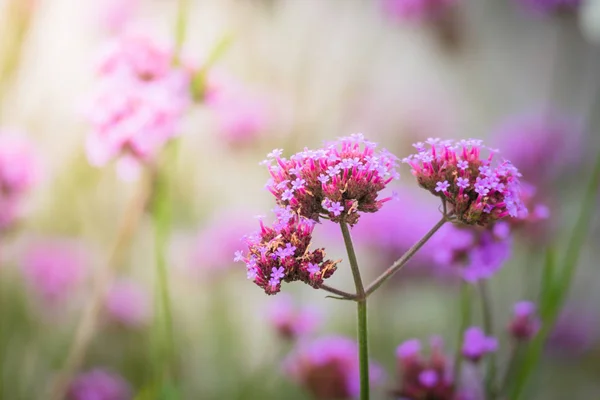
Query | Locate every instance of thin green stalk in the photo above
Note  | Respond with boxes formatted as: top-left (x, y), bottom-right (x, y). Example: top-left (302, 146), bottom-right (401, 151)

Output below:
top-left (152, 168), bottom-right (176, 383)
top-left (499, 342), bottom-right (521, 396)
top-left (479, 281), bottom-right (497, 399)
top-left (173, 0), bottom-right (190, 63)
top-left (365, 215), bottom-right (448, 296)
top-left (339, 221), bottom-right (369, 400)
top-left (453, 282), bottom-right (472, 382)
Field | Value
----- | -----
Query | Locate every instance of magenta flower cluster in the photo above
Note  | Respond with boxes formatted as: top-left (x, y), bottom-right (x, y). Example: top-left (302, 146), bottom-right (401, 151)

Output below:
top-left (235, 206), bottom-right (339, 295)
top-left (267, 293), bottom-right (321, 341)
top-left (284, 335), bottom-right (382, 399)
top-left (461, 327), bottom-right (498, 363)
top-left (262, 133), bottom-right (400, 226)
top-left (394, 336), bottom-right (457, 400)
top-left (382, 0), bottom-right (459, 22)
top-left (67, 368), bottom-right (131, 400)
top-left (403, 138), bottom-right (527, 226)
top-left (0, 134), bottom-right (37, 231)
top-left (85, 34), bottom-right (191, 180)
top-left (508, 301), bottom-right (541, 341)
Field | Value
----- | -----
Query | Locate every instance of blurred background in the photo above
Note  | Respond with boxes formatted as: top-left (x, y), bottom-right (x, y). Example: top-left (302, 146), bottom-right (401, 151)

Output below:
top-left (0, 0), bottom-right (600, 399)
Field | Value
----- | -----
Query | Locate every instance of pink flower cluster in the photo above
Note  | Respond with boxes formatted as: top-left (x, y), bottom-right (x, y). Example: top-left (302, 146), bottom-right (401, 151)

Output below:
top-left (382, 0), bottom-right (459, 22)
top-left (235, 206), bottom-right (339, 295)
top-left (105, 279), bottom-right (151, 328)
top-left (85, 34), bottom-right (191, 180)
top-left (267, 293), bottom-right (321, 341)
top-left (262, 133), bottom-right (399, 226)
top-left (21, 239), bottom-right (87, 305)
top-left (284, 335), bottom-right (382, 399)
top-left (0, 134), bottom-right (37, 231)
top-left (433, 222), bottom-right (512, 282)
top-left (394, 337), bottom-right (458, 400)
top-left (67, 368), bottom-right (131, 400)
top-left (403, 138), bottom-right (527, 226)
top-left (461, 327), bottom-right (498, 363)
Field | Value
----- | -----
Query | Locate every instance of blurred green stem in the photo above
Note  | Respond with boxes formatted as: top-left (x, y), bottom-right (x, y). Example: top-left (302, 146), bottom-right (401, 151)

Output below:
top-left (479, 281), bottom-right (497, 399)
top-left (173, 0), bottom-right (190, 63)
top-left (499, 342), bottom-right (521, 396)
top-left (339, 221), bottom-right (369, 400)
top-left (152, 166), bottom-right (177, 383)
top-left (453, 282), bottom-right (472, 383)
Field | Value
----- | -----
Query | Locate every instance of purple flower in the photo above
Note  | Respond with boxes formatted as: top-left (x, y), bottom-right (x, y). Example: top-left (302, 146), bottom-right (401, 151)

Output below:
top-left (291, 177), bottom-right (306, 190)
top-left (396, 339), bottom-right (422, 362)
top-left (281, 189), bottom-right (294, 201)
top-left (515, 0), bottom-right (581, 14)
top-left (105, 279), bottom-right (151, 328)
top-left (283, 336), bottom-right (383, 399)
top-left (271, 266), bottom-right (286, 281)
top-left (462, 326), bottom-right (498, 362)
top-left (435, 180), bottom-right (450, 193)
top-left (326, 201), bottom-right (344, 217)
top-left (508, 301), bottom-right (541, 341)
top-left (456, 177), bottom-right (469, 189)
top-left (267, 293), bottom-right (321, 340)
top-left (276, 243), bottom-right (297, 259)
top-left (457, 160), bottom-right (469, 170)
top-left (307, 262), bottom-right (320, 276)
top-left (67, 368), bottom-right (131, 400)
top-left (418, 369), bottom-right (438, 388)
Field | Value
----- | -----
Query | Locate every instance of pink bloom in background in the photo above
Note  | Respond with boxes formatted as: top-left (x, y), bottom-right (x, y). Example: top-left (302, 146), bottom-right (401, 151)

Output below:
top-left (434, 222), bottom-right (512, 282)
top-left (67, 368), bottom-right (131, 400)
top-left (266, 293), bottom-right (321, 341)
top-left (515, 0), bottom-right (581, 14)
top-left (492, 112), bottom-right (582, 189)
top-left (394, 336), bottom-right (457, 399)
top-left (205, 74), bottom-right (270, 147)
top-left (283, 335), bottom-right (383, 399)
top-left (95, 0), bottom-right (139, 33)
top-left (547, 307), bottom-right (599, 357)
top-left (461, 327), bottom-right (498, 363)
top-left (235, 206), bottom-right (339, 295)
top-left (404, 138), bottom-right (527, 226)
top-left (508, 301), bottom-right (541, 341)
top-left (21, 239), bottom-right (87, 305)
top-left (85, 34), bottom-right (192, 180)
top-left (189, 212), bottom-right (256, 276)
top-left (382, 0), bottom-right (460, 22)
top-left (105, 279), bottom-right (151, 328)
top-left (0, 133), bottom-right (38, 231)
top-left (262, 133), bottom-right (400, 226)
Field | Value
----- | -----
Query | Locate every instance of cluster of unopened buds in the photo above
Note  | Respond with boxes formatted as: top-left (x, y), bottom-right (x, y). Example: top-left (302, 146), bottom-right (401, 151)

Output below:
top-left (235, 206), bottom-right (339, 295)
top-left (404, 138), bottom-right (527, 226)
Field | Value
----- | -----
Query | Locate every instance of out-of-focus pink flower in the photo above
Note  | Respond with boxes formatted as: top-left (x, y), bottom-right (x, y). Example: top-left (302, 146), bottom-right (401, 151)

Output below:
top-left (547, 308), bottom-right (599, 357)
top-left (105, 279), bottom-right (151, 328)
top-left (492, 112), bottom-right (582, 189)
top-left (284, 335), bottom-right (383, 399)
top-left (404, 138), bottom-right (527, 226)
top-left (433, 222), bottom-right (512, 283)
top-left (205, 74), bottom-right (270, 147)
top-left (235, 206), bottom-right (339, 295)
top-left (85, 34), bottom-right (192, 180)
top-left (189, 212), bottom-right (256, 276)
top-left (21, 239), bottom-right (87, 305)
top-left (508, 301), bottom-right (541, 341)
top-left (262, 133), bottom-right (400, 226)
top-left (0, 133), bottom-right (38, 231)
top-left (515, 0), bottom-right (581, 14)
top-left (266, 293), bottom-right (321, 341)
top-left (67, 368), bottom-right (131, 400)
top-left (382, 0), bottom-right (460, 22)
top-left (95, 0), bottom-right (139, 34)
top-left (462, 327), bottom-right (498, 363)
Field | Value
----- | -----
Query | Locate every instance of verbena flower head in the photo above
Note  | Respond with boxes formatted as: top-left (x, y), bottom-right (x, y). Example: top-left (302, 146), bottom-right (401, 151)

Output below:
top-left (105, 279), bottom-right (151, 328)
top-left (461, 327), bottom-right (498, 363)
top-left (21, 239), bottom-right (87, 305)
top-left (382, 0), bottom-right (460, 21)
top-left (403, 138), bottom-right (527, 226)
top-left (67, 368), bottom-right (131, 400)
top-left (434, 222), bottom-right (512, 282)
top-left (235, 206), bottom-right (339, 295)
top-left (508, 301), bottom-right (541, 341)
top-left (284, 335), bottom-right (383, 399)
top-left (0, 134), bottom-right (38, 230)
top-left (547, 307), bottom-right (598, 357)
top-left (394, 336), bottom-right (456, 399)
top-left (262, 133), bottom-right (399, 226)
top-left (85, 34), bottom-right (191, 180)
top-left (267, 293), bottom-right (321, 341)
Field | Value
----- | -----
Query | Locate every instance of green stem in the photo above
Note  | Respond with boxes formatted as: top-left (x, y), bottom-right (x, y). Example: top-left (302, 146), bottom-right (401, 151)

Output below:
top-left (479, 281), bottom-right (497, 399)
top-left (499, 342), bottom-right (521, 396)
top-left (173, 0), bottom-right (190, 63)
top-left (152, 168), bottom-right (176, 382)
top-left (365, 215), bottom-right (447, 296)
top-left (453, 282), bottom-right (472, 382)
top-left (339, 221), bottom-right (369, 400)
